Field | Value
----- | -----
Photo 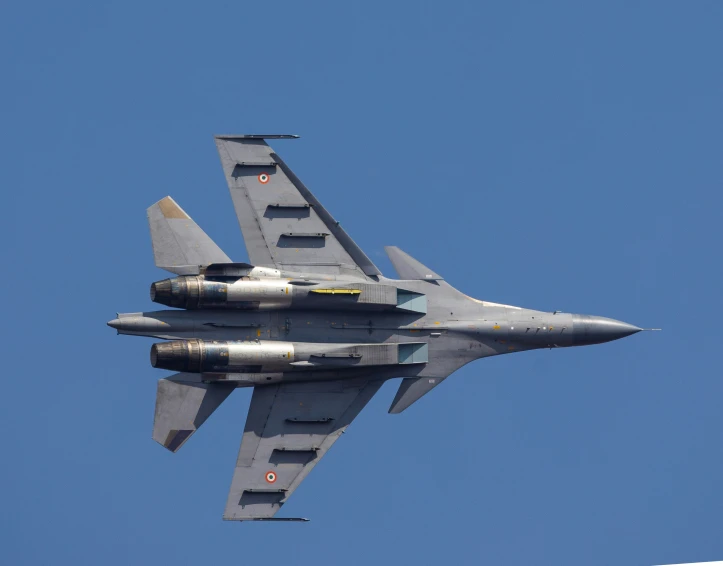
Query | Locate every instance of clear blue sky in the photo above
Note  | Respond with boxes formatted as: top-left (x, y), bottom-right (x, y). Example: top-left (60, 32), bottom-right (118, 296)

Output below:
top-left (2, 2), bottom-right (722, 565)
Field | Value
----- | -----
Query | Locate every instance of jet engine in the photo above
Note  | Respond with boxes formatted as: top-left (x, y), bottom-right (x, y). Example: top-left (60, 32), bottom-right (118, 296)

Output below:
top-left (150, 339), bottom-right (295, 373)
top-left (150, 276), bottom-right (293, 310)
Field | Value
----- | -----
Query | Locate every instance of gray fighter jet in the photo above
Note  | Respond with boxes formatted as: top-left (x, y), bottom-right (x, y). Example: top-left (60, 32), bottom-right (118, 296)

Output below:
top-left (108, 135), bottom-right (650, 521)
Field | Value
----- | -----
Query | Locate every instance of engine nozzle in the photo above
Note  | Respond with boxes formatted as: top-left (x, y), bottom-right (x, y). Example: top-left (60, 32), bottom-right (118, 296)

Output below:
top-left (150, 277), bottom-right (204, 309)
top-left (151, 339), bottom-right (205, 372)
top-left (149, 279), bottom-right (172, 304)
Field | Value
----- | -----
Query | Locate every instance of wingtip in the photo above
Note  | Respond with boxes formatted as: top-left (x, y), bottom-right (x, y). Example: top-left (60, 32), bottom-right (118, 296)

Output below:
top-left (231, 517), bottom-right (311, 522)
top-left (214, 134), bottom-right (300, 140)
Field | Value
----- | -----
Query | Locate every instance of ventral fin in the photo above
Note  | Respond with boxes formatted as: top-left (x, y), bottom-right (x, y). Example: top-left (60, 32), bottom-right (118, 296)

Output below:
top-left (384, 246), bottom-right (443, 281)
top-left (388, 376), bottom-right (447, 414)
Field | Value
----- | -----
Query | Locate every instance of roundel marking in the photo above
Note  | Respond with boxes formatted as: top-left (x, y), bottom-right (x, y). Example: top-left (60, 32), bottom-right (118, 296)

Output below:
top-left (265, 471), bottom-right (277, 483)
top-left (258, 173), bottom-right (270, 184)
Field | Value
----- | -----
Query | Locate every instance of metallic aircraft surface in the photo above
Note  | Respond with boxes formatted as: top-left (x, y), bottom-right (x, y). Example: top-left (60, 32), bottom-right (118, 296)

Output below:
top-left (108, 134), bottom-right (650, 521)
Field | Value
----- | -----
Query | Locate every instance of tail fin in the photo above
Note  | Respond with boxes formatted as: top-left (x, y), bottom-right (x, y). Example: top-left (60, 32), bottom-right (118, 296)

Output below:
top-left (147, 196), bottom-right (231, 275)
top-left (152, 374), bottom-right (235, 452)
top-left (384, 246), bottom-right (443, 281)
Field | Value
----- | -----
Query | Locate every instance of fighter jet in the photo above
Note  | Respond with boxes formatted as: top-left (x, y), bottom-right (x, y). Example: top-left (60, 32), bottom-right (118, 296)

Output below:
top-left (108, 134), bottom-right (650, 521)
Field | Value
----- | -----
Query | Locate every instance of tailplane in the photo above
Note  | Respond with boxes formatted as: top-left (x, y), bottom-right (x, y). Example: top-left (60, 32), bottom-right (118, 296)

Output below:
top-left (388, 376), bottom-right (448, 414)
top-left (147, 196), bottom-right (231, 275)
top-left (153, 374), bottom-right (235, 452)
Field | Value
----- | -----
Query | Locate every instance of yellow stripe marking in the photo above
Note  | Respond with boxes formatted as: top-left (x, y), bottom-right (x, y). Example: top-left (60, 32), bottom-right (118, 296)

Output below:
top-left (310, 289), bottom-right (362, 295)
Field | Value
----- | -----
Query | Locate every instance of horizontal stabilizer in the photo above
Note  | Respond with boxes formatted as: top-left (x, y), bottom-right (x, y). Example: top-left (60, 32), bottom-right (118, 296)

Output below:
top-left (153, 374), bottom-right (235, 452)
top-left (147, 196), bottom-right (232, 275)
top-left (388, 376), bottom-right (447, 414)
top-left (385, 246), bottom-right (443, 281)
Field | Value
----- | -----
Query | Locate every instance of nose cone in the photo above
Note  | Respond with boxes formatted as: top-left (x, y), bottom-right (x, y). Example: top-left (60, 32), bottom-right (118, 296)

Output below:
top-left (107, 318), bottom-right (121, 329)
top-left (572, 315), bottom-right (641, 345)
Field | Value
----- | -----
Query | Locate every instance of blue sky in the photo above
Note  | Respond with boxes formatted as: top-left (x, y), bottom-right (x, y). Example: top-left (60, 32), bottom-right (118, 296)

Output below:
top-left (2, 1), bottom-right (722, 565)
